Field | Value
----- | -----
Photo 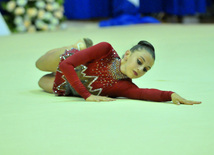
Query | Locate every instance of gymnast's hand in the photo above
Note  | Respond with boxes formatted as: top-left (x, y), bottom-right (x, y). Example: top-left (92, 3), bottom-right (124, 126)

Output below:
top-left (171, 93), bottom-right (202, 105)
top-left (86, 95), bottom-right (116, 102)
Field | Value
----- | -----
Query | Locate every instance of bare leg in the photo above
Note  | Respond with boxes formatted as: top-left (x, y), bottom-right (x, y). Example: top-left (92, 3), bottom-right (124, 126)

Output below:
top-left (38, 73), bottom-right (55, 93)
top-left (35, 38), bottom-right (93, 72)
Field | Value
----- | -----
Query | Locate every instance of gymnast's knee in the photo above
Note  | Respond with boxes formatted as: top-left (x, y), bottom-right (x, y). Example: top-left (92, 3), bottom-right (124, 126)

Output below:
top-left (38, 74), bottom-right (55, 93)
top-left (35, 58), bottom-right (45, 71)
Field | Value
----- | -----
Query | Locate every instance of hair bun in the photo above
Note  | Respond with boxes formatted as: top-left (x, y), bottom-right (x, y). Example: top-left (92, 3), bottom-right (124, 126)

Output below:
top-left (138, 40), bottom-right (149, 46)
top-left (138, 40), bottom-right (155, 52)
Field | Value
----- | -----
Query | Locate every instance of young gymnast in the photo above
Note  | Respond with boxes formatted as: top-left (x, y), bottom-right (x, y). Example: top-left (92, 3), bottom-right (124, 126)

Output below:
top-left (36, 38), bottom-right (201, 105)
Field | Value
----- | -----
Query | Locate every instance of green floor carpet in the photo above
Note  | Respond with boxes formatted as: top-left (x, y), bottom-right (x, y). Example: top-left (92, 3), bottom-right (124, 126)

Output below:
top-left (0, 24), bottom-right (213, 155)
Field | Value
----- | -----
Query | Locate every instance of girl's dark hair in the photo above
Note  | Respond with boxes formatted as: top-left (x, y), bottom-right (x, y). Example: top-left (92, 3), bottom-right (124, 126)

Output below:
top-left (130, 40), bottom-right (155, 60)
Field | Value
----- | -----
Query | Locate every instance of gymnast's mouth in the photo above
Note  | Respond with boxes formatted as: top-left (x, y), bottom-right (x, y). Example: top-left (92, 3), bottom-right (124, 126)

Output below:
top-left (133, 70), bottom-right (138, 76)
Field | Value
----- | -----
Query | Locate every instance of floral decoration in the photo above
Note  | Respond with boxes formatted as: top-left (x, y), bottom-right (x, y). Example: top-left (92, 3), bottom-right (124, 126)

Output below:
top-left (1, 0), bottom-right (65, 33)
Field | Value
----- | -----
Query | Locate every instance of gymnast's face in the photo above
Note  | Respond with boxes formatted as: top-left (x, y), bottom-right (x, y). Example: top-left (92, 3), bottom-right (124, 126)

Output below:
top-left (121, 49), bottom-right (154, 79)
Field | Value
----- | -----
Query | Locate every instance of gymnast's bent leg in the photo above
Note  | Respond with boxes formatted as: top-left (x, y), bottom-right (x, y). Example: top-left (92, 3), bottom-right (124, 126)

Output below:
top-left (36, 38), bottom-right (93, 93)
top-left (35, 38), bottom-right (93, 72)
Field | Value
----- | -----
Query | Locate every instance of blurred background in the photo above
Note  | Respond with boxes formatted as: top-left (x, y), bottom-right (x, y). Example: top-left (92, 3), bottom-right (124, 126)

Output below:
top-left (0, 0), bottom-right (214, 35)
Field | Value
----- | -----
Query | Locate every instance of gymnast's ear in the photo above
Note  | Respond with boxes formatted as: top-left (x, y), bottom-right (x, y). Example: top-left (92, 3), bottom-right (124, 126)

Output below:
top-left (125, 50), bottom-right (131, 56)
top-left (123, 50), bottom-right (131, 60)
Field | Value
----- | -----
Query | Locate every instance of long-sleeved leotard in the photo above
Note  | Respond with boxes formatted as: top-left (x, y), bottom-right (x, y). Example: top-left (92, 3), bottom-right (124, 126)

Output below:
top-left (53, 42), bottom-right (174, 102)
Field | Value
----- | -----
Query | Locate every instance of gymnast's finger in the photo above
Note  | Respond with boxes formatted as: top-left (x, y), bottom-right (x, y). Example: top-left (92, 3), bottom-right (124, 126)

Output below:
top-left (180, 99), bottom-right (194, 105)
top-left (185, 100), bottom-right (202, 105)
top-left (101, 97), bottom-right (115, 101)
top-left (172, 99), bottom-right (180, 105)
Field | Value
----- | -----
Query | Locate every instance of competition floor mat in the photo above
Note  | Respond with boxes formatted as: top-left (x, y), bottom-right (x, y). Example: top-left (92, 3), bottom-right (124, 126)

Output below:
top-left (0, 24), bottom-right (213, 155)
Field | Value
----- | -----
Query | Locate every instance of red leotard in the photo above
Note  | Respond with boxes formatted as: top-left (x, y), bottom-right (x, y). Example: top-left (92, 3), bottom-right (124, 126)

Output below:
top-left (53, 42), bottom-right (174, 102)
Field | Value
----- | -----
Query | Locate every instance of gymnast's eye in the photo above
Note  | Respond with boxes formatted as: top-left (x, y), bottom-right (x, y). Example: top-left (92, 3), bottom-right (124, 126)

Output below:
top-left (137, 59), bottom-right (142, 65)
top-left (143, 68), bottom-right (148, 72)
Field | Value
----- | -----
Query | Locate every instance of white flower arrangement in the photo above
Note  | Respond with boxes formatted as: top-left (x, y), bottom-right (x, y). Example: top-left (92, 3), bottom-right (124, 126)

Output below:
top-left (36, 1), bottom-right (46, 9)
top-left (6, 1), bottom-right (16, 12)
top-left (1, 0), bottom-right (65, 33)
top-left (17, 0), bottom-right (27, 7)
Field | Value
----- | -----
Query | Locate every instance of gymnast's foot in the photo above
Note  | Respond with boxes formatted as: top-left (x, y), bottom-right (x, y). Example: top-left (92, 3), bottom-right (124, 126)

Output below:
top-left (65, 38), bottom-right (93, 51)
top-left (83, 38), bottom-right (93, 48)
top-left (76, 38), bottom-right (93, 50)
